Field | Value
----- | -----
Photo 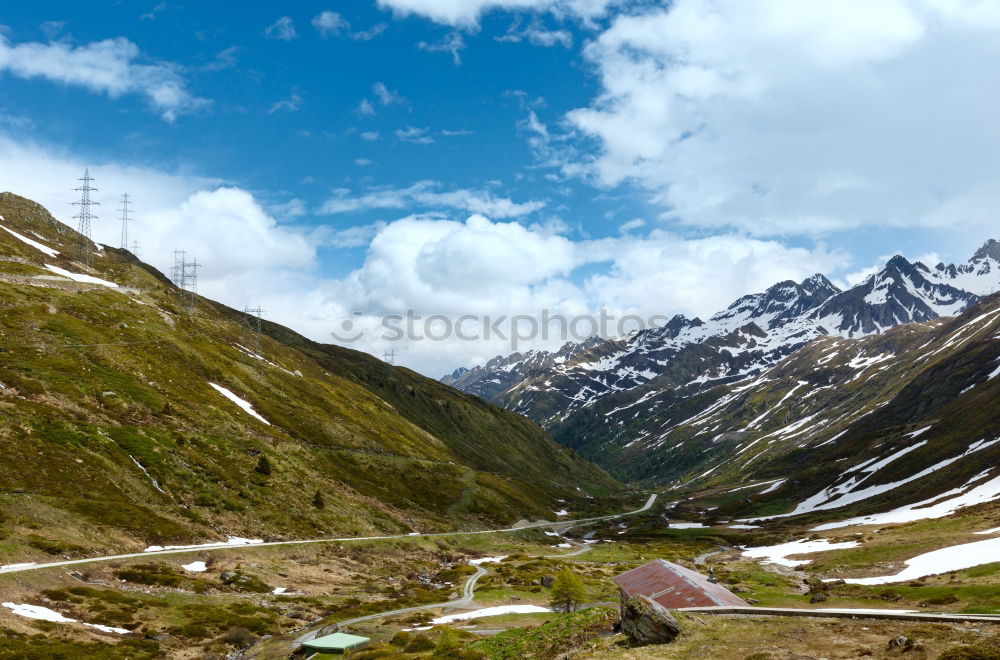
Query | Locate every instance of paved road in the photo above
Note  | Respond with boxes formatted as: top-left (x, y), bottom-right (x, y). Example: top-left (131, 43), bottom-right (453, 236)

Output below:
top-left (340, 566), bottom-right (487, 628)
top-left (291, 566), bottom-right (489, 647)
top-left (693, 545), bottom-right (729, 565)
top-left (0, 494), bottom-right (658, 575)
top-left (273, 494), bottom-right (659, 651)
top-left (543, 541), bottom-right (593, 559)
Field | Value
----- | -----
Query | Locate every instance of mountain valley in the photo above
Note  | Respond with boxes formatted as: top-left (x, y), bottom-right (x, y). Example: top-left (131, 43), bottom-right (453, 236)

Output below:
top-left (2, 193), bottom-right (1000, 659)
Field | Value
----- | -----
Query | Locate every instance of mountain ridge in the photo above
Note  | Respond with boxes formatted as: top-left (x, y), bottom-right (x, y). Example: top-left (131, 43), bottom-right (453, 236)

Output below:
top-left (0, 191), bottom-right (620, 563)
top-left (444, 240), bottom-right (1000, 500)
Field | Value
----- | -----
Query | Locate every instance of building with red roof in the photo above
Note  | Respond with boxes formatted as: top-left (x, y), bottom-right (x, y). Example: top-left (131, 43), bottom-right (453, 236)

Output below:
top-left (613, 559), bottom-right (750, 609)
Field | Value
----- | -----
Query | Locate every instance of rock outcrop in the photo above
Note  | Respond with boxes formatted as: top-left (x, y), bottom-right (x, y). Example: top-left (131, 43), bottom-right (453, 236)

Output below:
top-left (620, 595), bottom-right (682, 646)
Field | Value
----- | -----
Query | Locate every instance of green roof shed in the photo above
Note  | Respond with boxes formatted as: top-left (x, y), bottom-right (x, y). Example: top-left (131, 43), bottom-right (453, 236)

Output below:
top-left (302, 632), bottom-right (371, 655)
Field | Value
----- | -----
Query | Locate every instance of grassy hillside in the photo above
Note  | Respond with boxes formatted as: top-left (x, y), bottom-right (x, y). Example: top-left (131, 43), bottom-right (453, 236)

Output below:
top-left (0, 192), bottom-right (618, 563)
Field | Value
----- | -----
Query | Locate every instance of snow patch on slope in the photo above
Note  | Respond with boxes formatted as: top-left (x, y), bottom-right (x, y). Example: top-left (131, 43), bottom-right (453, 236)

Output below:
top-left (742, 539), bottom-right (859, 567)
top-left (0, 221), bottom-right (60, 257)
top-left (44, 264), bottom-right (118, 288)
top-left (840, 536), bottom-right (1000, 585)
top-left (208, 383), bottom-right (271, 425)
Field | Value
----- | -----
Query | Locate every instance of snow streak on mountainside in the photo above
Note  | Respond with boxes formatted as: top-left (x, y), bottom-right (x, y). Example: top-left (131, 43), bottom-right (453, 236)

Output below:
top-left (634, 293), bottom-right (1000, 527)
top-left (446, 245), bottom-right (995, 436)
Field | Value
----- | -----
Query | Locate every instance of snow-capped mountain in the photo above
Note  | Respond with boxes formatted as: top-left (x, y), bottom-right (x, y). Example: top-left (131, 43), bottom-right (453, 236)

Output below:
top-left (440, 337), bottom-right (604, 401)
top-left (809, 255), bottom-right (977, 335)
top-left (923, 238), bottom-right (1000, 295)
top-left (601, 289), bottom-right (1000, 523)
top-left (445, 241), bottom-right (1000, 454)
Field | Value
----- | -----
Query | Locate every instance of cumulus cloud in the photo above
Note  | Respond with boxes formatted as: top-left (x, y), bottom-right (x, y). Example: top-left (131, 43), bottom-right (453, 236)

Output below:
top-left (0, 132), bottom-right (858, 374)
top-left (324, 214), bottom-right (848, 373)
top-left (319, 181), bottom-right (546, 218)
top-left (0, 34), bottom-right (205, 121)
top-left (312, 11), bottom-right (350, 37)
top-left (563, 0), bottom-right (1000, 240)
top-left (0, 135), bottom-right (320, 336)
top-left (264, 16), bottom-right (298, 41)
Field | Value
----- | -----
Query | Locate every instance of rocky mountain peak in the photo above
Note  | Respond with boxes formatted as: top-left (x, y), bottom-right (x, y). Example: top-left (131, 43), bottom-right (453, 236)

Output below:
top-left (801, 273), bottom-right (840, 296)
top-left (972, 238), bottom-right (1000, 262)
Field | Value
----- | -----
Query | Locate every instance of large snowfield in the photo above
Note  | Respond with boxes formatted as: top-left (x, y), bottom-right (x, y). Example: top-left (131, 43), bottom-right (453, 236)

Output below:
top-left (840, 535), bottom-right (1000, 585)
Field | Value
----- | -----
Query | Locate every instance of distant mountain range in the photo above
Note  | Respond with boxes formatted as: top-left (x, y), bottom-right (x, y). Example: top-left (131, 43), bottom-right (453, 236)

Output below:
top-left (444, 240), bottom-right (1000, 515)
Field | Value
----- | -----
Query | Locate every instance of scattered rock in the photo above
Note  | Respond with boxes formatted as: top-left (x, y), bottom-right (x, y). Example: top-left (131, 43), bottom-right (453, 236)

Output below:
top-left (620, 595), bottom-right (682, 646)
top-left (809, 592), bottom-right (828, 603)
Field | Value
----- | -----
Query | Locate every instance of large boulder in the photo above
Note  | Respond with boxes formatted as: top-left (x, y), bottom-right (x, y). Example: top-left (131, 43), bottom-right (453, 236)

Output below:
top-left (620, 595), bottom-right (682, 646)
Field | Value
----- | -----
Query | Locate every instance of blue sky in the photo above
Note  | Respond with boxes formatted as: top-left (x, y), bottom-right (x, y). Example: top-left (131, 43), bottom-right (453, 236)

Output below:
top-left (2, 1), bottom-right (1000, 374)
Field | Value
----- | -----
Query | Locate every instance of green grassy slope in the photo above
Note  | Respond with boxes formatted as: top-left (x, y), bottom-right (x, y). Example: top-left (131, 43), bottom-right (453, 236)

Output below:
top-left (0, 192), bottom-right (618, 563)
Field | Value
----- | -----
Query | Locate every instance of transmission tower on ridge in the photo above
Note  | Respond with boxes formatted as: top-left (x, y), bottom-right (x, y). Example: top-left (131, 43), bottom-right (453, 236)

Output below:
top-left (383, 349), bottom-right (396, 365)
top-left (170, 250), bottom-right (200, 310)
top-left (130, 240), bottom-right (142, 259)
top-left (118, 193), bottom-right (133, 250)
top-left (71, 169), bottom-right (99, 267)
top-left (243, 306), bottom-right (265, 372)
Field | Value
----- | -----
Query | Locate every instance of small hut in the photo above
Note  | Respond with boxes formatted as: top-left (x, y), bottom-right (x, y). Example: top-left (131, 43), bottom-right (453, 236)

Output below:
top-left (613, 559), bottom-right (749, 610)
top-left (301, 632), bottom-right (371, 657)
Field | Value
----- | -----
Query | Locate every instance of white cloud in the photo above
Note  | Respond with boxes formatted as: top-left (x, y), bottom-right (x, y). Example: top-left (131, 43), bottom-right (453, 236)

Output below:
top-left (394, 126), bottom-right (434, 144)
top-left (372, 81), bottom-right (403, 106)
top-left (351, 24), bottom-right (389, 41)
top-left (319, 181), bottom-right (546, 218)
top-left (497, 16), bottom-right (573, 47)
top-left (356, 98), bottom-right (376, 116)
top-left (0, 34), bottom-right (205, 121)
top-left (355, 158), bottom-right (374, 166)
top-left (581, 232), bottom-right (846, 322)
top-left (139, 3), bottom-right (168, 21)
top-left (312, 11), bottom-right (350, 37)
top-left (360, 131), bottom-right (381, 141)
top-left (312, 11), bottom-right (387, 40)
top-left (324, 214), bottom-right (847, 373)
top-left (267, 91), bottom-right (301, 114)
top-left (315, 221), bottom-right (386, 249)
top-left (0, 133), bottom-right (857, 376)
top-left (0, 137), bottom-right (321, 339)
top-left (417, 32), bottom-right (465, 65)
top-left (618, 218), bottom-right (644, 233)
top-left (562, 0), bottom-right (1000, 239)
top-left (264, 16), bottom-right (298, 41)
top-left (377, 0), bottom-right (619, 27)
top-left (202, 46), bottom-right (241, 72)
